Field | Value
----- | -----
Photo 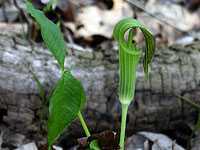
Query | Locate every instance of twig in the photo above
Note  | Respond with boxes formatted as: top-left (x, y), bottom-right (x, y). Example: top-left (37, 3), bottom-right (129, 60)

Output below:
top-left (126, 0), bottom-right (200, 40)
top-left (13, 0), bottom-right (30, 23)
top-left (13, 0), bottom-right (31, 40)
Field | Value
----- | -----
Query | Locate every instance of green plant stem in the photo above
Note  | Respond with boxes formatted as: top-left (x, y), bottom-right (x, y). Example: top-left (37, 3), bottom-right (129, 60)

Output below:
top-left (120, 103), bottom-right (129, 150)
top-left (186, 110), bottom-right (200, 150)
top-left (35, 103), bottom-right (46, 146)
top-left (19, 16), bottom-right (27, 40)
top-left (78, 112), bottom-right (91, 137)
top-left (32, 25), bottom-right (38, 42)
top-left (177, 95), bottom-right (200, 109)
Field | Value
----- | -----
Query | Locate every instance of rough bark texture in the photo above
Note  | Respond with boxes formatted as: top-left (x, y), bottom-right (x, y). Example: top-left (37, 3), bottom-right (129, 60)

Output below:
top-left (0, 34), bottom-right (200, 148)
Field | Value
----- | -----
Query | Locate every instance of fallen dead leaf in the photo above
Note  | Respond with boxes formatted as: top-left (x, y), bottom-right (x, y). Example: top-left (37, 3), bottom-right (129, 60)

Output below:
top-left (138, 131), bottom-right (185, 150)
top-left (77, 130), bottom-right (119, 150)
top-left (145, 1), bottom-right (200, 31)
top-left (74, 0), bottom-right (133, 39)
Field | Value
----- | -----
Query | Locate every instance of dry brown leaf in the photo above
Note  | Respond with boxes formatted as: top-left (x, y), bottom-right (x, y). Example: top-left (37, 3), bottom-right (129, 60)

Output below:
top-left (63, 22), bottom-right (76, 33)
top-left (77, 130), bottom-right (119, 150)
top-left (145, 2), bottom-right (200, 31)
top-left (74, 0), bottom-right (133, 39)
top-left (126, 132), bottom-right (186, 150)
top-left (138, 132), bottom-right (185, 150)
top-left (14, 142), bottom-right (62, 150)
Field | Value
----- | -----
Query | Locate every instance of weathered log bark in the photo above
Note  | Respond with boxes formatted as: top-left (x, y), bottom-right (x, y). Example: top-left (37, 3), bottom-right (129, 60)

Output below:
top-left (0, 34), bottom-right (200, 148)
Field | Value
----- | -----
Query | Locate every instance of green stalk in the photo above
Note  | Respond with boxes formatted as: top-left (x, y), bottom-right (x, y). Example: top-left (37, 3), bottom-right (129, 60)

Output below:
top-left (177, 95), bottom-right (200, 109)
top-left (120, 104), bottom-right (129, 149)
top-left (177, 95), bottom-right (200, 149)
top-left (35, 103), bottom-right (46, 146)
top-left (78, 112), bottom-right (91, 137)
top-left (186, 110), bottom-right (200, 150)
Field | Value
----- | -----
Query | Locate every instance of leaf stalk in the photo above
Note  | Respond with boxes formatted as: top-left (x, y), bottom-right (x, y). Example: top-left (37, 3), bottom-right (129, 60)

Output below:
top-left (78, 112), bottom-right (91, 137)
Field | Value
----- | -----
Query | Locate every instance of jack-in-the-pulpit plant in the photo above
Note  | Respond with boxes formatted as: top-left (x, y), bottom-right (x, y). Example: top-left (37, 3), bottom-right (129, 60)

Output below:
top-left (113, 18), bottom-right (155, 149)
top-left (25, 1), bottom-right (90, 150)
top-left (25, 0), bottom-right (155, 149)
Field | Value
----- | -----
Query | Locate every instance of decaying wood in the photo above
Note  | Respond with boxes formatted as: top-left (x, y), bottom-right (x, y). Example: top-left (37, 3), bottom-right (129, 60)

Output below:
top-left (0, 34), bottom-right (200, 147)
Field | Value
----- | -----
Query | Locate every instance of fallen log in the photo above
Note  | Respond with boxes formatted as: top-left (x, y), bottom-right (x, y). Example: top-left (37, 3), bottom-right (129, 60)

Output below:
top-left (0, 34), bottom-right (199, 148)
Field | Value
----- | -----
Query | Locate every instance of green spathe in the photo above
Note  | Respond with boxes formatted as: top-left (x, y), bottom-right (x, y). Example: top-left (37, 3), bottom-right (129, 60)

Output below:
top-left (113, 18), bottom-right (156, 105)
top-left (119, 42), bottom-right (141, 105)
top-left (113, 18), bottom-right (155, 80)
top-left (113, 18), bottom-right (155, 149)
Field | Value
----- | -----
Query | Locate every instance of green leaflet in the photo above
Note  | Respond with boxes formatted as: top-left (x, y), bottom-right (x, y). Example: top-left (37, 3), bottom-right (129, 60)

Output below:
top-left (47, 71), bottom-right (85, 149)
top-left (25, 0), bottom-right (66, 71)
top-left (113, 18), bottom-right (155, 80)
top-left (177, 95), bottom-right (200, 132)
